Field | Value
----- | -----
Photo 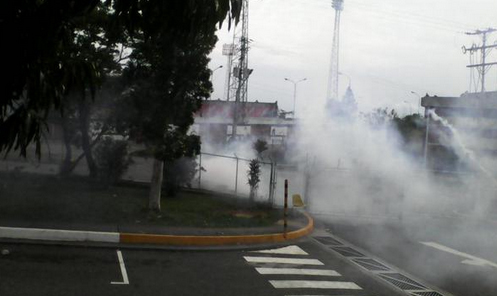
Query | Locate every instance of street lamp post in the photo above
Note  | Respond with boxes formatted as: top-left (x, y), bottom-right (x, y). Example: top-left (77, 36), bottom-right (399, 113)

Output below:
top-left (411, 91), bottom-right (421, 114)
top-left (284, 77), bottom-right (307, 118)
top-left (403, 100), bottom-right (413, 114)
top-left (210, 65), bottom-right (223, 80)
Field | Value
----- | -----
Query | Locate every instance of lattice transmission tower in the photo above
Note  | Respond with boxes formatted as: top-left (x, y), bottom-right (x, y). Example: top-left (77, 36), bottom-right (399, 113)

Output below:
top-left (462, 28), bottom-right (497, 93)
top-left (327, 0), bottom-right (344, 102)
top-left (222, 0), bottom-right (252, 138)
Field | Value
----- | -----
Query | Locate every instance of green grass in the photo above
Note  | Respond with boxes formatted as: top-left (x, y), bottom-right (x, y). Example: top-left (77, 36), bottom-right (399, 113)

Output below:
top-left (0, 172), bottom-right (281, 228)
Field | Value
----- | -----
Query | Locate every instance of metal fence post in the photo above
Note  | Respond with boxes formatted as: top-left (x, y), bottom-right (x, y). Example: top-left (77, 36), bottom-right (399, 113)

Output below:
top-left (269, 162), bottom-right (274, 206)
top-left (198, 153), bottom-right (202, 189)
top-left (284, 179), bottom-right (288, 238)
top-left (235, 156), bottom-right (239, 196)
top-left (423, 108), bottom-right (431, 168)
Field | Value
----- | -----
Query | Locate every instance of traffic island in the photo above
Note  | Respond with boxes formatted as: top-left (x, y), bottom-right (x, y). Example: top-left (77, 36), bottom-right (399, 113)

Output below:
top-left (0, 173), bottom-right (314, 247)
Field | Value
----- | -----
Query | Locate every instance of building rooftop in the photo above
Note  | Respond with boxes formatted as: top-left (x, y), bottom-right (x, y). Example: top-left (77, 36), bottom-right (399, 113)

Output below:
top-left (195, 100), bottom-right (279, 119)
top-left (421, 91), bottom-right (497, 109)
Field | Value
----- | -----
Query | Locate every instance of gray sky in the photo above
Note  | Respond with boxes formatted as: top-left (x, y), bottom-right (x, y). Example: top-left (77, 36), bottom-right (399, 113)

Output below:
top-left (208, 0), bottom-right (497, 116)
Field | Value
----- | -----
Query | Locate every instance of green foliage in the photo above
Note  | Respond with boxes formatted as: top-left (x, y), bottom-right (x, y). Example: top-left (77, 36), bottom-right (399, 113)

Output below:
top-left (94, 138), bottom-right (131, 185)
top-left (163, 157), bottom-right (198, 197)
top-left (161, 133), bottom-right (201, 196)
top-left (253, 139), bottom-right (268, 158)
top-left (362, 108), bottom-right (399, 129)
top-left (247, 159), bottom-right (261, 200)
top-left (0, 0), bottom-right (109, 156)
top-left (114, 1), bottom-right (231, 164)
top-left (0, 0), bottom-right (241, 157)
top-left (392, 114), bottom-right (426, 159)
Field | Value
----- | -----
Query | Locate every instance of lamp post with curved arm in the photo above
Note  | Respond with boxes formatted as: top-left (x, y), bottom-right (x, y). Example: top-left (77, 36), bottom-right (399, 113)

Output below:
top-left (210, 65), bottom-right (223, 81)
top-left (284, 77), bottom-right (307, 118)
top-left (411, 91), bottom-right (421, 114)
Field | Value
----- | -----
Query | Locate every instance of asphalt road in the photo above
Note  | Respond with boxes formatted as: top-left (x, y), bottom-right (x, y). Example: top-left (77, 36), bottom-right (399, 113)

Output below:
top-left (320, 214), bottom-right (497, 296)
top-left (0, 239), bottom-right (404, 296)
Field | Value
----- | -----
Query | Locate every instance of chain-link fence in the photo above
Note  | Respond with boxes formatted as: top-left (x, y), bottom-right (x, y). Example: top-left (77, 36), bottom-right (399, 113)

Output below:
top-left (194, 152), bottom-right (277, 205)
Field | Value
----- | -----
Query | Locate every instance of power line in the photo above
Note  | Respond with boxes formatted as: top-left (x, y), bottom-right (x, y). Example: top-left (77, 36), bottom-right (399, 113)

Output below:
top-left (345, 0), bottom-right (477, 32)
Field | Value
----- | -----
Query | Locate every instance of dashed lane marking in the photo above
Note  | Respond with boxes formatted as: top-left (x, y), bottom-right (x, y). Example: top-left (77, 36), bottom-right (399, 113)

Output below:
top-left (421, 241), bottom-right (497, 269)
top-left (269, 280), bottom-right (362, 290)
top-left (244, 256), bottom-right (324, 265)
top-left (255, 267), bottom-right (341, 276)
top-left (253, 245), bottom-right (309, 255)
top-left (110, 250), bottom-right (129, 285)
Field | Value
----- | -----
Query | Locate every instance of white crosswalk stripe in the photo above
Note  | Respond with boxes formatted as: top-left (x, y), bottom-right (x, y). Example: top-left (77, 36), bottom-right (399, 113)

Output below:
top-left (244, 256), bottom-right (324, 265)
top-left (255, 267), bottom-right (340, 276)
top-left (244, 245), bottom-right (364, 293)
top-left (253, 245), bottom-right (309, 255)
top-left (269, 280), bottom-right (362, 290)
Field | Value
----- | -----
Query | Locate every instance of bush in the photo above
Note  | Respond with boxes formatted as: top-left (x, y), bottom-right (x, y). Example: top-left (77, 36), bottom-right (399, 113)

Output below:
top-left (94, 138), bottom-right (131, 185)
top-left (163, 157), bottom-right (198, 197)
top-left (247, 159), bottom-right (261, 202)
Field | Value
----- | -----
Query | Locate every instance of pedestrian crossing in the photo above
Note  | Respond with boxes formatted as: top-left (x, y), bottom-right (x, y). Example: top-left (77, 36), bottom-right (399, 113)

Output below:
top-left (255, 267), bottom-right (340, 276)
top-left (243, 245), bottom-right (367, 295)
top-left (244, 256), bottom-right (324, 265)
top-left (269, 280), bottom-right (362, 290)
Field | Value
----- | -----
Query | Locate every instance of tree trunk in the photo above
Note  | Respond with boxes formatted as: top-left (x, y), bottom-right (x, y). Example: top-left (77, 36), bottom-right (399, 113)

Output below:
top-left (249, 187), bottom-right (255, 203)
top-left (78, 99), bottom-right (98, 178)
top-left (148, 158), bottom-right (164, 212)
top-left (59, 116), bottom-right (73, 176)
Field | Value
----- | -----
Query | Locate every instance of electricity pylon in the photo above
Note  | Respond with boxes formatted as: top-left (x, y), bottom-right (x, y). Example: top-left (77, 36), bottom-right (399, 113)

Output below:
top-left (224, 0), bottom-right (252, 139)
top-left (463, 28), bottom-right (497, 93)
top-left (327, 0), bottom-right (344, 102)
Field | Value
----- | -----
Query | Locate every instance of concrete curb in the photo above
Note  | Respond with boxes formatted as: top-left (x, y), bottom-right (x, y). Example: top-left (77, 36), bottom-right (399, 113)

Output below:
top-left (0, 213), bottom-right (314, 247)
top-left (0, 227), bottom-right (119, 243)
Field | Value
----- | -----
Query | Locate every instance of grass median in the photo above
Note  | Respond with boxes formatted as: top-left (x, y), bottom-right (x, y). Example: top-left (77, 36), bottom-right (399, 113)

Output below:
top-left (0, 172), bottom-right (282, 229)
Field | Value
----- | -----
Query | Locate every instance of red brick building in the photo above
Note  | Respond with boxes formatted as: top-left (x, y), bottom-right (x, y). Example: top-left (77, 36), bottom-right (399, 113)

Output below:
top-left (192, 100), bottom-right (295, 147)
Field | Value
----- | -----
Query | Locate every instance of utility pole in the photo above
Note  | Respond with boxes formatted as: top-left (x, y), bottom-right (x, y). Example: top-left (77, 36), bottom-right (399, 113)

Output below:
top-left (463, 28), bottom-right (497, 93)
top-left (410, 91), bottom-right (421, 114)
top-left (284, 78), bottom-right (307, 118)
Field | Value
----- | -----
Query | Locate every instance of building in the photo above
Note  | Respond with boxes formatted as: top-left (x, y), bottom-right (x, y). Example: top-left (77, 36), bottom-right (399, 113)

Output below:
top-left (191, 100), bottom-right (295, 147)
top-left (421, 91), bottom-right (497, 172)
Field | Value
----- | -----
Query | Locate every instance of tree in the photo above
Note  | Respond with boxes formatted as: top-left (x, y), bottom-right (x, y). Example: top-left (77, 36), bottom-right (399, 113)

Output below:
top-left (362, 108), bottom-right (398, 129)
top-left (0, 0), bottom-right (102, 157)
top-left (0, 0), bottom-right (241, 159)
top-left (253, 139), bottom-right (268, 159)
top-left (112, 1), bottom-right (242, 212)
top-left (58, 77), bottom-right (124, 177)
top-left (393, 114), bottom-right (426, 159)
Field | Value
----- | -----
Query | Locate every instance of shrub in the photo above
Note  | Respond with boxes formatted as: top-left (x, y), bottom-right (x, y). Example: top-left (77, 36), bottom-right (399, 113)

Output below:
top-left (247, 159), bottom-right (261, 202)
top-left (163, 157), bottom-right (198, 197)
top-left (94, 138), bottom-right (131, 185)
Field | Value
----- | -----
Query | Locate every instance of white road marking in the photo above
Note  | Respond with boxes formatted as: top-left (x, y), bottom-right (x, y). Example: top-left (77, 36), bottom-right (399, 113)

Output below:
top-left (269, 280), bottom-right (362, 290)
top-left (256, 267), bottom-right (340, 276)
top-left (421, 241), bottom-right (497, 269)
top-left (244, 256), bottom-right (324, 265)
top-left (253, 245), bottom-right (309, 255)
top-left (111, 250), bottom-right (129, 285)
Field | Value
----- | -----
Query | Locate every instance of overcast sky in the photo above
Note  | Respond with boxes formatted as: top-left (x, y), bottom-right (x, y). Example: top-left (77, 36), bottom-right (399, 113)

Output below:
top-left (208, 0), bottom-right (497, 117)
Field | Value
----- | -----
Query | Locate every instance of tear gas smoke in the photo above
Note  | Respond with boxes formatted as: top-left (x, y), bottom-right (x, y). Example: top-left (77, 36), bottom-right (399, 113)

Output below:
top-left (428, 109), bottom-right (497, 186)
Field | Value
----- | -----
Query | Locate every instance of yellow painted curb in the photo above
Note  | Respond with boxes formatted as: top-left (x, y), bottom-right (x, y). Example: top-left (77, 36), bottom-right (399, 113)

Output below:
top-left (120, 212), bottom-right (314, 246)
